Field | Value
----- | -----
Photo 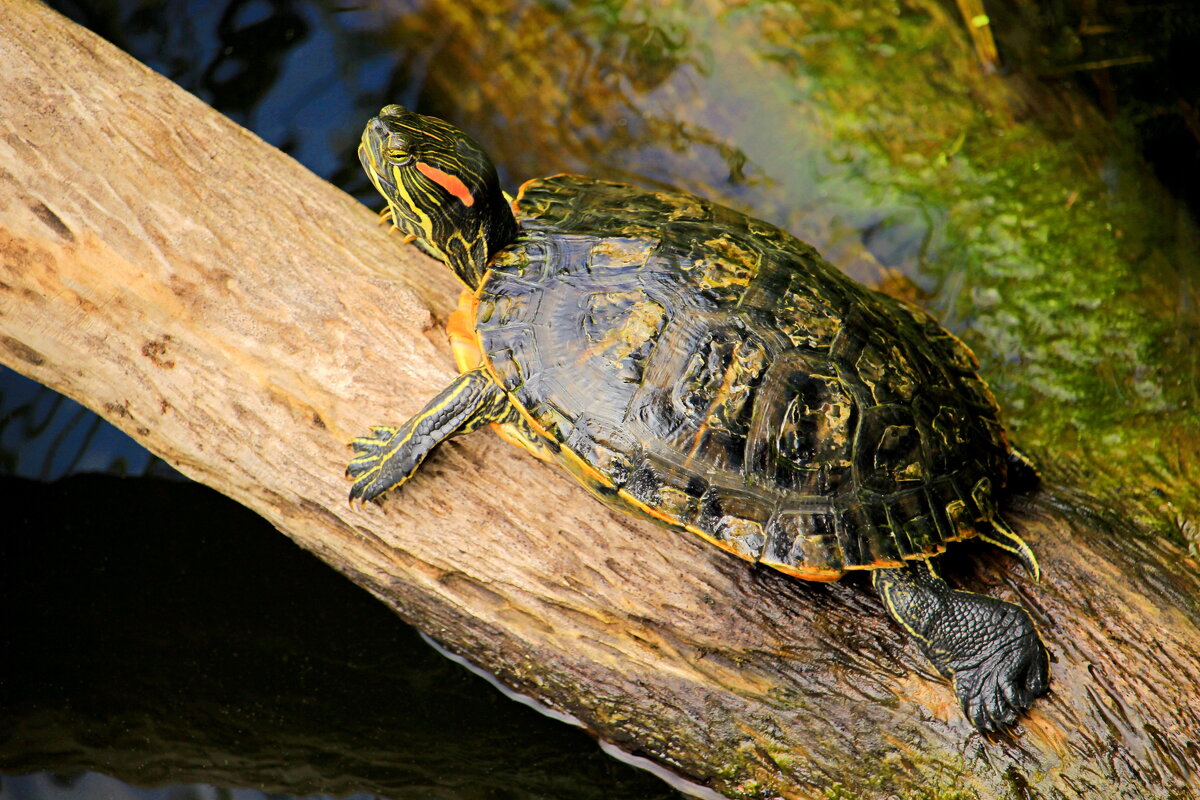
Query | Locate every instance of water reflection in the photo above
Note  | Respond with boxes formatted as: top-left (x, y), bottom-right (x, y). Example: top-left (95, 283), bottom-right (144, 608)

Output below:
top-left (0, 475), bottom-right (681, 799)
top-left (0, 370), bottom-right (174, 480)
top-left (1, 773), bottom-right (376, 800)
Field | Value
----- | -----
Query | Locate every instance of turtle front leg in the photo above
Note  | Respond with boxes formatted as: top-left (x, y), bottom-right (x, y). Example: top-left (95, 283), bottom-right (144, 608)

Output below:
top-left (347, 366), bottom-right (512, 502)
top-left (873, 561), bottom-right (1049, 733)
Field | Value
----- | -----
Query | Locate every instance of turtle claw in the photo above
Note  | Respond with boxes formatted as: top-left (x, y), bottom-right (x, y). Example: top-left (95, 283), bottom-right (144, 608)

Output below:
top-left (346, 425), bottom-right (412, 503)
top-left (347, 470), bottom-right (393, 504)
top-left (347, 427), bottom-right (400, 470)
top-left (343, 368), bottom-right (512, 505)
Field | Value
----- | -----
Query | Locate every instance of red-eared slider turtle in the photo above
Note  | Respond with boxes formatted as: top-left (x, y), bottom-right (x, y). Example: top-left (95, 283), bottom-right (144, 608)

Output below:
top-left (347, 105), bottom-right (1050, 733)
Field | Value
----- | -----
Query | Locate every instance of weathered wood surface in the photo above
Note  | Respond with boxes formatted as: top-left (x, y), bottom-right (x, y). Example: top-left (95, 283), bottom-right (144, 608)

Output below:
top-left (1, 3), bottom-right (1198, 799)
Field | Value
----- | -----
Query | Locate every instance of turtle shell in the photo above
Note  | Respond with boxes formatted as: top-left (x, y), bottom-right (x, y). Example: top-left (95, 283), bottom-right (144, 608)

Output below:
top-left (472, 175), bottom-right (1010, 580)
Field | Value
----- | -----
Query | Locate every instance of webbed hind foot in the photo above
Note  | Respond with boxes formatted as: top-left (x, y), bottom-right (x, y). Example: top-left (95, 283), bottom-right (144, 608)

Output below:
top-left (874, 562), bottom-right (1049, 733)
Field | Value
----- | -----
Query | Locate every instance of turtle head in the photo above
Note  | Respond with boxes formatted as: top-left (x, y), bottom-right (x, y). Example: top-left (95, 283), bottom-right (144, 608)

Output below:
top-left (360, 105), bottom-right (517, 288)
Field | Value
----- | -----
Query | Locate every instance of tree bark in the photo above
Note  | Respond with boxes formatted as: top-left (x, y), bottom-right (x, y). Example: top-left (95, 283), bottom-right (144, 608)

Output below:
top-left (2, 3), bottom-right (1198, 799)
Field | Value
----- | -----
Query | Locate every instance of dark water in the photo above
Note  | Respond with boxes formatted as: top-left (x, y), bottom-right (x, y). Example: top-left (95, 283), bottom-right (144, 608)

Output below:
top-left (1, 773), bottom-right (369, 800)
top-left (0, 474), bottom-right (682, 800)
top-left (3, 0), bottom-right (1200, 798)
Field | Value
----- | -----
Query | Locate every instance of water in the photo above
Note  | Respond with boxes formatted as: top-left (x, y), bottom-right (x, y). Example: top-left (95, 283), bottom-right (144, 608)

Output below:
top-left (0, 473), bottom-right (681, 800)
top-left (1, 773), bottom-right (374, 800)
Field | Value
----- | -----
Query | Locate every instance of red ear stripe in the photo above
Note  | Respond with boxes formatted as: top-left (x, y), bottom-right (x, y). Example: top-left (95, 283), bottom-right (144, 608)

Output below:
top-left (416, 161), bottom-right (476, 207)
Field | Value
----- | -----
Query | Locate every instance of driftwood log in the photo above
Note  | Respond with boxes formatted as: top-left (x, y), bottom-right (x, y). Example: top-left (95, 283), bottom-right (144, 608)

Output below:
top-left (2, 3), bottom-right (1198, 798)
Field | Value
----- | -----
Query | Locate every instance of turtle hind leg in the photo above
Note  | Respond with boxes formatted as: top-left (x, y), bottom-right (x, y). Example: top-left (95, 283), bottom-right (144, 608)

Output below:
top-left (347, 366), bottom-right (511, 503)
top-left (873, 561), bottom-right (1049, 733)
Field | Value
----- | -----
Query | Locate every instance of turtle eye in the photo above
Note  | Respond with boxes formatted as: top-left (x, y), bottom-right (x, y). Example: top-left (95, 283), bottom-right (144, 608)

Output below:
top-left (384, 134), bottom-right (413, 165)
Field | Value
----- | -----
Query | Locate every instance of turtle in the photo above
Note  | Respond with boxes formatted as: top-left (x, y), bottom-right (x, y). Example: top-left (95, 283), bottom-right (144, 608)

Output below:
top-left (346, 105), bottom-right (1050, 733)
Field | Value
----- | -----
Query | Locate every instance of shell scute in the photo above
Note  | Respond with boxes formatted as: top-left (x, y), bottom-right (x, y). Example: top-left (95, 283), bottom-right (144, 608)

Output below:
top-left (580, 291), bottom-right (667, 384)
top-left (658, 484), bottom-right (703, 526)
top-left (672, 325), bottom-right (768, 438)
top-left (490, 236), bottom-right (550, 281)
top-left (699, 484), bottom-right (772, 560)
top-left (855, 404), bottom-right (928, 492)
top-left (563, 416), bottom-right (637, 487)
top-left (855, 335), bottom-right (921, 405)
top-left (588, 237), bottom-right (658, 270)
top-left (714, 516), bottom-right (767, 560)
top-left (763, 509), bottom-right (845, 574)
top-left (776, 275), bottom-right (846, 350)
top-left (623, 457), bottom-right (664, 507)
top-left (681, 233), bottom-right (761, 297)
top-left (887, 489), bottom-right (942, 556)
top-left (844, 504), bottom-right (904, 566)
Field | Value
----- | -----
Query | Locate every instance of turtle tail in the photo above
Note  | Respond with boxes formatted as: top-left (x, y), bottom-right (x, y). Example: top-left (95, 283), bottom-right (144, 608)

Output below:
top-left (978, 516), bottom-right (1040, 582)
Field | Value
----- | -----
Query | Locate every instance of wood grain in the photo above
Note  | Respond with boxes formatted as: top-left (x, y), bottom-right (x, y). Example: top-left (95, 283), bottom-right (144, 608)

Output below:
top-left (2, 3), bottom-right (1198, 798)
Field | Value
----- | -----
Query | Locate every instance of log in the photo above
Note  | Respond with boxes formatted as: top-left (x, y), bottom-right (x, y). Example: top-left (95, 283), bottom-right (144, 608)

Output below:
top-left (2, 3), bottom-right (1198, 798)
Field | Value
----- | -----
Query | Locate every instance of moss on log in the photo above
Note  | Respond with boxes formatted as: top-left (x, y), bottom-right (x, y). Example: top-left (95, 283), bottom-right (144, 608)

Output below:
top-left (1, 2), bottom-right (1198, 798)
